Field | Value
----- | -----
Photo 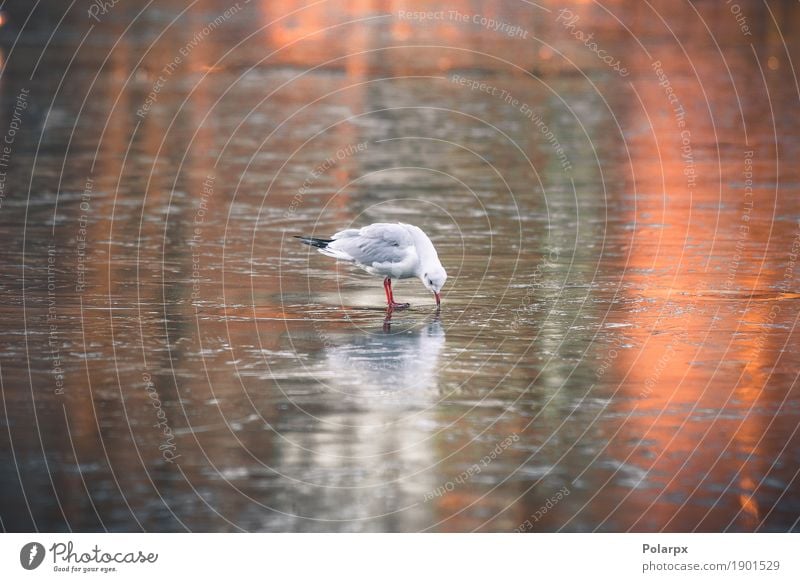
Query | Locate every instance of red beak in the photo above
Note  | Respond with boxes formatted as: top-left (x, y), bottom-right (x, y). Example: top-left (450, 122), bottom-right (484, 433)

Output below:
top-left (434, 291), bottom-right (441, 307)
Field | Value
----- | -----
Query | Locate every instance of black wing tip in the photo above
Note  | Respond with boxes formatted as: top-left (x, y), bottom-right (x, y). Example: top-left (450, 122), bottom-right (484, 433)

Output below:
top-left (295, 235), bottom-right (333, 249)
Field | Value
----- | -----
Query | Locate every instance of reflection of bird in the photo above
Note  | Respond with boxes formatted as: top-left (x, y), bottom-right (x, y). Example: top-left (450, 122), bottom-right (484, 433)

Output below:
top-left (268, 317), bottom-right (446, 531)
top-left (296, 223), bottom-right (447, 309)
top-left (324, 317), bottom-right (446, 406)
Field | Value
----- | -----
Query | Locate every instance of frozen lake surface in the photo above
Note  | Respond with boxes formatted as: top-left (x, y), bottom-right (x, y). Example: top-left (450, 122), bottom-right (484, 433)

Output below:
top-left (0, 0), bottom-right (798, 531)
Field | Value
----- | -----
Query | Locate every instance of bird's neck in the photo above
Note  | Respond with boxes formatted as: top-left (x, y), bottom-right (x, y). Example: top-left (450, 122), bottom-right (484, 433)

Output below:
top-left (407, 228), bottom-right (440, 276)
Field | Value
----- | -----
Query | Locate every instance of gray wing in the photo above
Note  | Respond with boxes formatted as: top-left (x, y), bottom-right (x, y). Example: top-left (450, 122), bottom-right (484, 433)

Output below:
top-left (326, 223), bottom-right (415, 268)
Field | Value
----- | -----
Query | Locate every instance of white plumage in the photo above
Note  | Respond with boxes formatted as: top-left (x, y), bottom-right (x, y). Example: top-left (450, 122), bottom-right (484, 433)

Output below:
top-left (296, 222), bottom-right (447, 309)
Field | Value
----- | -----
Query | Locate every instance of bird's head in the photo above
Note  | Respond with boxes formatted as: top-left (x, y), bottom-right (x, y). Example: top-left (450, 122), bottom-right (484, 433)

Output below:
top-left (421, 265), bottom-right (447, 306)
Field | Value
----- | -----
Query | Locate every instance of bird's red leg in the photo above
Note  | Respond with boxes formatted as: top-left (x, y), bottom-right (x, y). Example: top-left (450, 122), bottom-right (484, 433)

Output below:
top-left (384, 277), bottom-right (410, 310)
top-left (383, 277), bottom-right (393, 307)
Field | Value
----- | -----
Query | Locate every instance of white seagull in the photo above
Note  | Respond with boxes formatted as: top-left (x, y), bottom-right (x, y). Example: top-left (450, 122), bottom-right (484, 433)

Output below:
top-left (296, 222), bottom-right (447, 309)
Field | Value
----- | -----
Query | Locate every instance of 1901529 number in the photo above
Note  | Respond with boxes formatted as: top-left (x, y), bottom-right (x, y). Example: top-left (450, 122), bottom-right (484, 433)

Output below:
top-left (734, 560), bottom-right (780, 571)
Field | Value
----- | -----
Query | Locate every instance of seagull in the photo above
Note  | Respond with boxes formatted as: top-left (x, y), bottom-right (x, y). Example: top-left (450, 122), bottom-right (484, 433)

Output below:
top-left (296, 222), bottom-right (447, 309)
